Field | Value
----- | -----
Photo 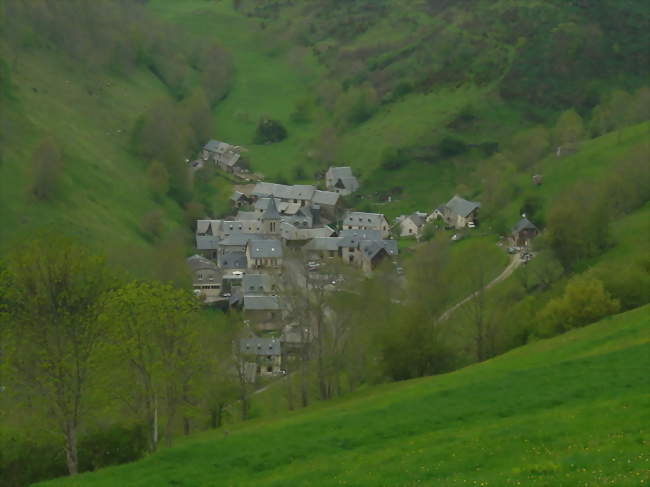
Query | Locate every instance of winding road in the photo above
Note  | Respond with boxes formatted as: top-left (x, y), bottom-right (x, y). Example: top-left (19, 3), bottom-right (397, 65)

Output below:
top-left (438, 253), bottom-right (523, 322)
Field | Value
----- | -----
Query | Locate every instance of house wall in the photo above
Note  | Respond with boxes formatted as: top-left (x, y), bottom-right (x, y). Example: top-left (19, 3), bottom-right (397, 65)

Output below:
top-left (400, 219), bottom-right (420, 237)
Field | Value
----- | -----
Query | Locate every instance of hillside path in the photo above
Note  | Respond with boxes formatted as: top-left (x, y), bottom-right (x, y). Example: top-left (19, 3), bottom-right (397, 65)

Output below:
top-left (438, 253), bottom-right (522, 322)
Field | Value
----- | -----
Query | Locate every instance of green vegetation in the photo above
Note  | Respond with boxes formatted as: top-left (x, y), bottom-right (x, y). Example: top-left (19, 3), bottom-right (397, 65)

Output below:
top-left (36, 305), bottom-right (650, 486)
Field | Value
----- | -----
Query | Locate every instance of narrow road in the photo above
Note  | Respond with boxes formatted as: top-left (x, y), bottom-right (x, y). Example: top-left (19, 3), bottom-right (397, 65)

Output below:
top-left (438, 254), bottom-right (523, 322)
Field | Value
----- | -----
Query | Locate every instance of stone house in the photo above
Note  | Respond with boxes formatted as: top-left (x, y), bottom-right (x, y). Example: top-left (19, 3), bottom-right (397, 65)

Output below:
top-left (398, 212), bottom-right (427, 237)
top-left (186, 254), bottom-right (223, 301)
top-left (343, 212), bottom-right (390, 238)
top-left (437, 195), bottom-right (481, 229)
top-left (243, 295), bottom-right (284, 331)
top-left (239, 337), bottom-right (283, 376)
top-left (511, 217), bottom-right (539, 247)
top-left (202, 139), bottom-right (243, 173)
top-left (325, 166), bottom-right (359, 196)
top-left (302, 237), bottom-right (343, 260)
top-left (246, 239), bottom-right (283, 269)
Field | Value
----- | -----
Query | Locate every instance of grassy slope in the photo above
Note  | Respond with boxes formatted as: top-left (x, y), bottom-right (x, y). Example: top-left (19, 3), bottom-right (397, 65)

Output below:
top-left (0, 49), bottom-right (184, 258)
top-left (148, 0), bottom-right (325, 182)
top-left (38, 305), bottom-right (650, 486)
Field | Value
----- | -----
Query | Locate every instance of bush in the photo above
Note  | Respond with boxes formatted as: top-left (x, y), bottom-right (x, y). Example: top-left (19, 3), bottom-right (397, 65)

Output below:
top-left (536, 276), bottom-right (620, 337)
top-left (380, 147), bottom-right (409, 171)
top-left (254, 117), bottom-right (288, 144)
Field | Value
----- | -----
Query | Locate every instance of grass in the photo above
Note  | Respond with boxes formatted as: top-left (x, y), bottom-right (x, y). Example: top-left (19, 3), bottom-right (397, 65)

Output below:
top-left (36, 304), bottom-right (650, 486)
top-left (0, 49), bottom-right (184, 259)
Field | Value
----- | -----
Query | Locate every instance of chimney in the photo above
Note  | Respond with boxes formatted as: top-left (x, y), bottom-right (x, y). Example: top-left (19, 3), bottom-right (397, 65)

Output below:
top-left (312, 204), bottom-right (321, 226)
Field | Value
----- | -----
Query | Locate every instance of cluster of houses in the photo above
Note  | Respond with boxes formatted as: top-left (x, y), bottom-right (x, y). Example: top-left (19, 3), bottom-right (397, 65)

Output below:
top-left (187, 164), bottom-right (401, 380)
top-left (187, 141), bottom-right (541, 381)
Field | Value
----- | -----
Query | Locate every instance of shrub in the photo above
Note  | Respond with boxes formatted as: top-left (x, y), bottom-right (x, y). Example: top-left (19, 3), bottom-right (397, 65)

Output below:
top-left (254, 117), bottom-right (288, 144)
top-left (536, 276), bottom-right (620, 337)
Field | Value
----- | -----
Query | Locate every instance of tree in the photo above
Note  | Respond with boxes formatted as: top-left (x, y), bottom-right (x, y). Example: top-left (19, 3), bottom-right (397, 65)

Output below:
top-left (544, 184), bottom-right (610, 269)
top-left (536, 276), bottom-right (620, 336)
top-left (3, 237), bottom-right (117, 475)
top-left (553, 109), bottom-right (584, 148)
top-left (507, 126), bottom-right (550, 169)
top-left (101, 281), bottom-right (201, 451)
top-left (30, 136), bottom-right (64, 201)
top-left (254, 117), bottom-right (288, 144)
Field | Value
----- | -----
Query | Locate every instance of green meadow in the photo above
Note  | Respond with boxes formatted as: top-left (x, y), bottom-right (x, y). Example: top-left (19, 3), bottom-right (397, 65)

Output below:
top-left (36, 305), bottom-right (650, 486)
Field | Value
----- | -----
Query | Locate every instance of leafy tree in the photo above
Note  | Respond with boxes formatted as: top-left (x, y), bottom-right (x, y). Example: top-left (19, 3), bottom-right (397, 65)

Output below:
top-left (553, 109), bottom-right (585, 148)
top-left (544, 184), bottom-right (610, 269)
top-left (101, 282), bottom-right (201, 451)
top-left (254, 117), bottom-right (288, 144)
top-left (536, 276), bottom-right (620, 336)
top-left (2, 237), bottom-right (117, 475)
top-left (507, 126), bottom-right (550, 169)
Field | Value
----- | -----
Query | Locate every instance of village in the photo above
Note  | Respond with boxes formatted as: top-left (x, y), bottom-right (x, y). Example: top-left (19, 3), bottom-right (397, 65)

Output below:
top-left (184, 140), bottom-right (541, 383)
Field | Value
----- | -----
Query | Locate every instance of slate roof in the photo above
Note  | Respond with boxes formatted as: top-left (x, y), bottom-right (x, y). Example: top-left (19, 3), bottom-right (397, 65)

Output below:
top-left (343, 212), bottom-right (386, 228)
top-left (512, 218), bottom-right (538, 234)
top-left (252, 183), bottom-right (316, 201)
top-left (230, 190), bottom-right (245, 202)
top-left (248, 240), bottom-right (283, 258)
top-left (327, 166), bottom-right (354, 180)
top-left (338, 229), bottom-right (383, 248)
top-left (259, 197), bottom-right (281, 220)
top-left (196, 235), bottom-right (219, 251)
top-left (444, 196), bottom-right (481, 217)
top-left (312, 190), bottom-right (340, 206)
top-left (303, 237), bottom-right (343, 252)
top-left (186, 254), bottom-right (219, 273)
top-left (360, 239), bottom-right (399, 260)
top-left (240, 337), bottom-right (281, 355)
top-left (407, 213), bottom-right (426, 227)
top-left (235, 211), bottom-right (258, 221)
top-left (218, 251), bottom-right (247, 269)
top-left (243, 295), bottom-right (282, 311)
top-left (203, 140), bottom-right (224, 153)
top-left (196, 220), bottom-right (221, 235)
top-left (220, 233), bottom-right (251, 247)
top-left (242, 274), bottom-right (274, 294)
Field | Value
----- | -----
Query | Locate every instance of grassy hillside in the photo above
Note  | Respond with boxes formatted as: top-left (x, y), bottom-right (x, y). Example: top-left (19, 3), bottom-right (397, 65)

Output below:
top-left (37, 305), bottom-right (650, 486)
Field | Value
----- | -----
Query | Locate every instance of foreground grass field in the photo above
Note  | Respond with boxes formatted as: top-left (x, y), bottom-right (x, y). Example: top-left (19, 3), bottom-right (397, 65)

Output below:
top-left (38, 305), bottom-right (650, 486)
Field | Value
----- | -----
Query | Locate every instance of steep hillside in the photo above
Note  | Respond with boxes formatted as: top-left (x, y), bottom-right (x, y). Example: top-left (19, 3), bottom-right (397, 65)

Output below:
top-left (0, 1), bottom-right (232, 273)
top-left (37, 305), bottom-right (650, 486)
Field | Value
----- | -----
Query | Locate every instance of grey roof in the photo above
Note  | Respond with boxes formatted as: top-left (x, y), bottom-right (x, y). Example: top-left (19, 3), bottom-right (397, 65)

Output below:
top-left (242, 274), bottom-right (275, 294)
top-left (407, 213), bottom-right (426, 227)
top-left (218, 251), bottom-right (247, 269)
top-left (327, 166), bottom-right (354, 179)
top-left (343, 212), bottom-right (386, 228)
top-left (312, 190), bottom-right (340, 206)
top-left (204, 139), bottom-right (224, 152)
top-left (197, 220), bottom-right (221, 236)
top-left (186, 254), bottom-right (219, 273)
top-left (243, 295), bottom-right (282, 311)
top-left (240, 337), bottom-right (281, 355)
top-left (512, 218), bottom-right (538, 234)
top-left (230, 190), bottom-right (244, 202)
top-left (252, 183), bottom-right (316, 201)
top-left (280, 223), bottom-right (334, 241)
top-left (258, 197), bottom-right (281, 220)
top-left (360, 240), bottom-right (399, 260)
top-left (303, 237), bottom-right (343, 252)
top-left (248, 240), bottom-right (283, 258)
top-left (444, 196), bottom-right (481, 218)
top-left (220, 233), bottom-right (251, 246)
top-left (338, 229), bottom-right (383, 248)
top-left (196, 235), bottom-right (219, 251)
top-left (235, 211), bottom-right (258, 221)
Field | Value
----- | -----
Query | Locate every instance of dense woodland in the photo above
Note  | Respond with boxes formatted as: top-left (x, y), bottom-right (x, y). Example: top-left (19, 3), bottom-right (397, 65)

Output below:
top-left (1, 1), bottom-right (649, 485)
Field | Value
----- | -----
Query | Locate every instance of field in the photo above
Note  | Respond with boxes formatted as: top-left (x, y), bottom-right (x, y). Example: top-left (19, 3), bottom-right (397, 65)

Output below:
top-left (37, 305), bottom-right (650, 486)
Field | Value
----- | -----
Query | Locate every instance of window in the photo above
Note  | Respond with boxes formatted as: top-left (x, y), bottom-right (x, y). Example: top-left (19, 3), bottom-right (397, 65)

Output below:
top-left (267, 366), bottom-right (273, 373)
